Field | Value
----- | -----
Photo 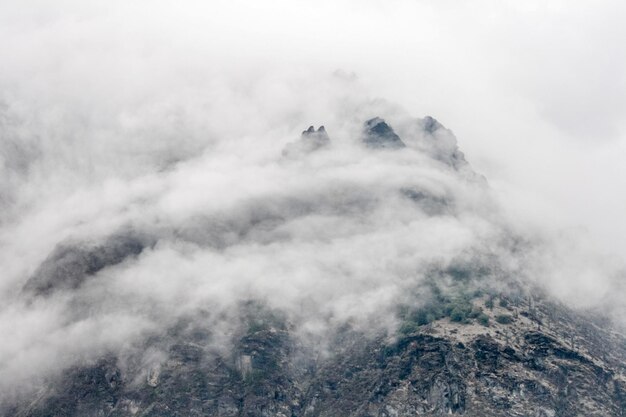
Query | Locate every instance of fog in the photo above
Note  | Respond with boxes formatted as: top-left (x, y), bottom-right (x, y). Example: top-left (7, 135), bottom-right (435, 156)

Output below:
top-left (1, 0), bottom-right (625, 399)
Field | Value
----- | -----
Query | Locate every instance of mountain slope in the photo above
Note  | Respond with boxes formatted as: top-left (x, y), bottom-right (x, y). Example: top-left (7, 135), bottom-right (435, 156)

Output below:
top-left (2, 117), bottom-right (625, 417)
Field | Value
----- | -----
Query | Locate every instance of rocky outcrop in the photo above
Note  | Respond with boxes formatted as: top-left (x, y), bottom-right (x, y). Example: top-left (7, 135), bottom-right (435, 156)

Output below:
top-left (301, 125), bottom-right (330, 145)
top-left (363, 117), bottom-right (405, 149)
top-left (5, 295), bottom-right (626, 417)
top-left (23, 232), bottom-right (152, 297)
top-left (415, 116), bottom-right (469, 170)
top-left (283, 125), bottom-right (330, 157)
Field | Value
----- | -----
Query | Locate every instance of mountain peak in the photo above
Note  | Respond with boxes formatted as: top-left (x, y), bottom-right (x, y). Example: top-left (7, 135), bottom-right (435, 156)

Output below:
top-left (283, 125), bottom-right (330, 157)
top-left (363, 117), bottom-right (405, 149)
top-left (422, 115), bottom-right (443, 134)
top-left (301, 125), bottom-right (329, 142)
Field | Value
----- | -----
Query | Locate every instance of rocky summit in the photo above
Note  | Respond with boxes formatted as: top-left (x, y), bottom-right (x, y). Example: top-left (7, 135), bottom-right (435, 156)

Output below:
top-left (363, 117), bottom-right (406, 149)
top-left (2, 117), bottom-right (625, 417)
top-left (282, 125), bottom-right (330, 157)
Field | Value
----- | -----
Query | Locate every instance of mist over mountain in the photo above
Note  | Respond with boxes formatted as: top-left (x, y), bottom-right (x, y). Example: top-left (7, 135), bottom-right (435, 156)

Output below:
top-left (2, 103), bottom-right (626, 415)
top-left (2, 1), bottom-right (626, 416)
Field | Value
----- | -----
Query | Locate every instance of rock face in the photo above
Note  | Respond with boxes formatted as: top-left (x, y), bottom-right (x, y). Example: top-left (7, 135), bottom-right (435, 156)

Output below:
top-left (363, 117), bottom-right (406, 149)
top-left (282, 125), bottom-right (330, 157)
top-left (301, 125), bottom-right (330, 145)
top-left (283, 116), bottom-right (468, 169)
top-left (410, 115), bottom-right (468, 170)
top-left (23, 233), bottom-right (150, 297)
top-left (4, 294), bottom-right (626, 417)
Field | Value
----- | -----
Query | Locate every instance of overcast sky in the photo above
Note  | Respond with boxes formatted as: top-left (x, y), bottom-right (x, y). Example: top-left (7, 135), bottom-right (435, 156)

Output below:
top-left (2, 0), bottom-right (625, 254)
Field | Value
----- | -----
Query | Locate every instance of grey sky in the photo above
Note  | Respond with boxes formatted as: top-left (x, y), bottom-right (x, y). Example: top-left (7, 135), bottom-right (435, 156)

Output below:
top-left (2, 0), bottom-right (625, 254)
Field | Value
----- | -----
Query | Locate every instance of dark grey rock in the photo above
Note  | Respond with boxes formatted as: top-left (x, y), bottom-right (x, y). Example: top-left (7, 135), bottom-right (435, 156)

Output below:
top-left (283, 125), bottom-right (330, 157)
top-left (23, 232), bottom-right (152, 297)
top-left (363, 118), bottom-right (405, 149)
top-left (5, 293), bottom-right (626, 417)
top-left (422, 116), bottom-right (443, 134)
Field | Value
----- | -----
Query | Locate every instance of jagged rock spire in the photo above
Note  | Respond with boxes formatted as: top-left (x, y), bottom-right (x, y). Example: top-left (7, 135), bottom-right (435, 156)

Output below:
top-left (421, 115), bottom-right (443, 134)
top-left (416, 116), bottom-right (469, 170)
top-left (301, 125), bottom-right (330, 145)
top-left (363, 117), bottom-right (405, 149)
top-left (282, 125), bottom-right (330, 157)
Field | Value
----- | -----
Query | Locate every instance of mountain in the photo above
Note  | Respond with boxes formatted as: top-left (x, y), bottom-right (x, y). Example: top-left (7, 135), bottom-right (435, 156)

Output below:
top-left (2, 117), bottom-right (625, 417)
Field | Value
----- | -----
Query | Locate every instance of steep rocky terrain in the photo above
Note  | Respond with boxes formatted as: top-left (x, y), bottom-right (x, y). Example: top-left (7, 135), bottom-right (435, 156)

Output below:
top-left (2, 117), bottom-right (625, 417)
top-left (4, 292), bottom-right (625, 417)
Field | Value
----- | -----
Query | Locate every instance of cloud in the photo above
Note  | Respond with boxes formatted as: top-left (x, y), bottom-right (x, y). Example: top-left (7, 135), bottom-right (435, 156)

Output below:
top-left (0, 0), bottom-right (625, 400)
top-left (0, 78), bottom-right (508, 395)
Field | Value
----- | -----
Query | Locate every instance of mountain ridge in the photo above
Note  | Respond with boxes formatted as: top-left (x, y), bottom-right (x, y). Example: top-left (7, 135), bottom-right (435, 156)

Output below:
top-left (2, 116), bottom-right (625, 417)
